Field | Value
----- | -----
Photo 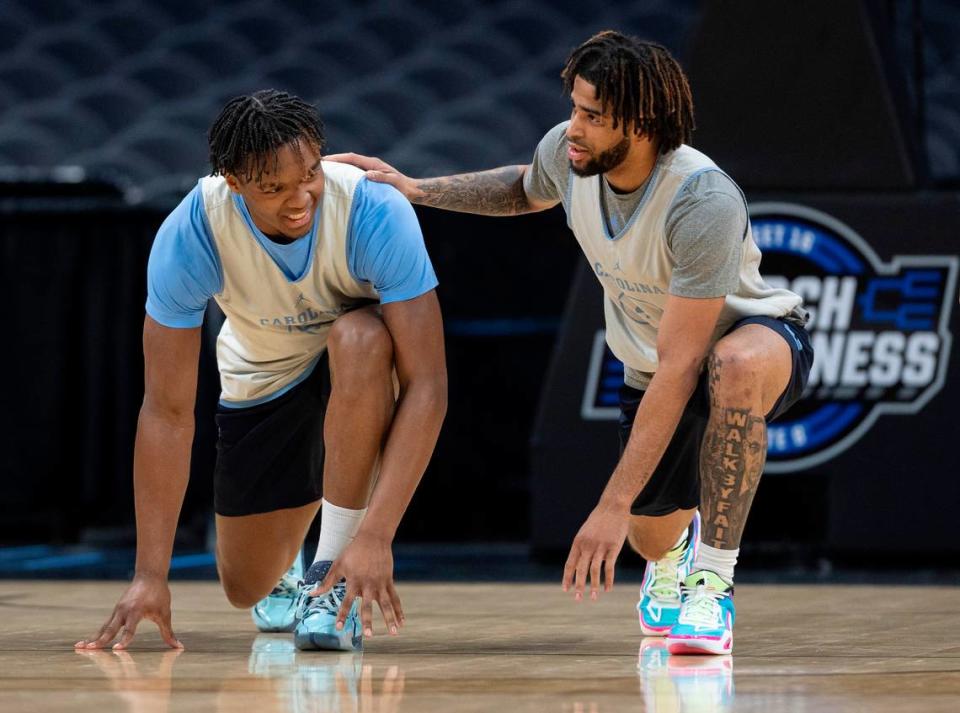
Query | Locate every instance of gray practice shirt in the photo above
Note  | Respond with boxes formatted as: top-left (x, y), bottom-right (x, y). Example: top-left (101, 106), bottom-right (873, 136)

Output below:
top-left (523, 121), bottom-right (746, 299)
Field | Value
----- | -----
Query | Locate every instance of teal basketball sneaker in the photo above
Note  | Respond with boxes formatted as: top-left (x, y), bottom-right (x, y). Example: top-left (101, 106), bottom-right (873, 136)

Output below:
top-left (294, 561), bottom-right (362, 652)
top-left (637, 511), bottom-right (700, 635)
top-left (251, 550), bottom-right (304, 633)
top-left (666, 570), bottom-right (735, 655)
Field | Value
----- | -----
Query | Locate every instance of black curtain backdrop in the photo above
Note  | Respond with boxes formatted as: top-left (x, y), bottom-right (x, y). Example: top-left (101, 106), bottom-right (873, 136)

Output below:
top-left (0, 203), bottom-right (218, 544)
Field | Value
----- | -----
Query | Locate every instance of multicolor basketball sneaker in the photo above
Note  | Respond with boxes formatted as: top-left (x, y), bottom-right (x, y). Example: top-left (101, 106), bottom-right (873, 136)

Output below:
top-left (637, 511), bottom-right (700, 635)
top-left (667, 570), bottom-right (735, 655)
top-left (294, 560), bottom-right (363, 652)
top-left (251, 550), bottom-right (304, 633)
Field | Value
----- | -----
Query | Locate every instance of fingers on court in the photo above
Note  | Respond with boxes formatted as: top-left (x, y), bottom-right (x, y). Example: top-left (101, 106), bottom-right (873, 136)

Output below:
top-left (360, 596), bottom-right (374, 637)
top-left (604, 552), bottom-right (617, 591)
top-left (378, 593), bottom-right (399, 635)
top-left (112, 620), bottom-right (139, 650)
top-left (561, 545), bottom-right (580, 591)
top-left (589, 556), bottom-right (603, 599)
top-left (388, 585), bottom-right (405, 625)
top-left (82, 613), bottom-right (122, 649)
top-left (153, 614), bottom-right (183, 649)
top-left (574, 550), bottom-right (592, 599)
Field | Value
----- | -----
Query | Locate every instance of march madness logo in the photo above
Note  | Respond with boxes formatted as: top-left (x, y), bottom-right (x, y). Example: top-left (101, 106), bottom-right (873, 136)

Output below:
top-left (582, 203), bottom-right (957, 473)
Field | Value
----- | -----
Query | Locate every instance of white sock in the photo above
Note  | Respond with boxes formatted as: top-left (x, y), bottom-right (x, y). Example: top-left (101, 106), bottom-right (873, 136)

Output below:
top-left (313, 499), bottom-right (367, 564)
top-left (692, 542), bottom-right (738, 585)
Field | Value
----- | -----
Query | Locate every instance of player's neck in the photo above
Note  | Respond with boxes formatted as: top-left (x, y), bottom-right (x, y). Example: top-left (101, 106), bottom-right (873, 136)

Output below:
top-left (603, 147), bottom-right (658, 194)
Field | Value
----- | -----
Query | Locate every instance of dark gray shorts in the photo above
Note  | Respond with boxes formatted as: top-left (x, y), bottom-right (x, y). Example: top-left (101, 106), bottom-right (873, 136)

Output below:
top-left (620, 316), bottom-right (814, 517)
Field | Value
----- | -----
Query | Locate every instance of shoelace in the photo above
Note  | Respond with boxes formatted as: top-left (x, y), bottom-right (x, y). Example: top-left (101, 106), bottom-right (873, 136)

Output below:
top-left (299, 580), bottom-right (347, 619)
top-left (269, 567), bottom-right (302, 597)
top-left (677, 584), bottom-right (729, 627)
top-left (647, 549), bottom-right (685, 601)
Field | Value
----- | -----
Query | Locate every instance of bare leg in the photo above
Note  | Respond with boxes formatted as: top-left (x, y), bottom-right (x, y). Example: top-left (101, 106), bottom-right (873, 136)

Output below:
top-left (699, 324), bottom-right (792, 550)
top-left (627, 508), bottom-right (697, 561)
top-left (216, 501), bottom-right (320, 608)
top-left (322, 306), bottom-right (396, 508)
top-left (215, 306), bottom-right (396, 607)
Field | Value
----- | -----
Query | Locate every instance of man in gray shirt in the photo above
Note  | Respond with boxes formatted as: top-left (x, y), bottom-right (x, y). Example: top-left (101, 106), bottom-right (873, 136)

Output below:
top-left (330, 30), bottom-right (813, 655)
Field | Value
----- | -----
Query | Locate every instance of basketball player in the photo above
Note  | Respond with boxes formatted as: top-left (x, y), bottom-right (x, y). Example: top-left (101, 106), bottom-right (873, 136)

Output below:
top-left (75, 90), bottom-right (447, 652)
top-left (329, 31), bottom-right (813, 654)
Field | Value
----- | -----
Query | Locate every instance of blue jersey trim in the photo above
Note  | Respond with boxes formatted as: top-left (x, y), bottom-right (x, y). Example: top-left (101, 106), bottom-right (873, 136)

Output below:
top-left (378, 282), bottom-right (438, 304)
top-left (217, 356), bottom-right (320, 409)
top-left (601, 156), bottom-right (664, 242)
top-left (231, 192), bottom-right (321, 283)
top-left (145, 309), bottom-right (205, 329)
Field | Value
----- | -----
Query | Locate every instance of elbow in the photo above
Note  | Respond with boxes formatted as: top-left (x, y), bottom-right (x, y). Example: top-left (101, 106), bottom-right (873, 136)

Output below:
top-left (140, 394), bottom-right (195, 428)
top-left (403, 372), bottom-right (448, 423)
top-left (427, 374), bottom-right (448, 422)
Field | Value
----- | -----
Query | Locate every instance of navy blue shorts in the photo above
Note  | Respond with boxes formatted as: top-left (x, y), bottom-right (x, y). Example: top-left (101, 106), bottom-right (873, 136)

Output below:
top-left (619, 316), bottom-right (814, 517)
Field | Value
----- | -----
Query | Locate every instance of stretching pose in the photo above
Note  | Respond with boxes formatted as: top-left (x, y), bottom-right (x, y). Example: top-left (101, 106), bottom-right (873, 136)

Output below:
top-left (330, 31), bottom-right (812, 655)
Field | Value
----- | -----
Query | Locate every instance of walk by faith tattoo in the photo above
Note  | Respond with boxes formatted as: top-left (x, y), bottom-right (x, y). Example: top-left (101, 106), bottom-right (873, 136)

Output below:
top-left (700, 355), bottom-right (768, 549)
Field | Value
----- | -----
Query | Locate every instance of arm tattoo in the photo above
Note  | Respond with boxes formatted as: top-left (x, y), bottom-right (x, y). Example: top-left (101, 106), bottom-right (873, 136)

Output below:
top-left (699, 355), bottom-right (768, 549)
top-left (415, 166), bottom-right (531, 216)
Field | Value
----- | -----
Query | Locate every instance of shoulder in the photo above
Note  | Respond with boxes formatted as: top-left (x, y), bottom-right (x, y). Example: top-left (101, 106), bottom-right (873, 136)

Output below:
top-left (525, 121), bottom-right (571, 201)
top-left (672, 170), bottom-right (745, 222)
top-left (320, 160), bottom-right (366, 200)
top-left (538, 121), bottom-right (570, 163)
top-left (666, 167), bottom-right (748, 249)
top-left (664, 149), bottom-right (745, 221)
top-left (156, 181), bottom-right (214, 247)
top-left (151, 181), bottom-right (221, 283)
top-left (350, 176), bottom-right (416, 224)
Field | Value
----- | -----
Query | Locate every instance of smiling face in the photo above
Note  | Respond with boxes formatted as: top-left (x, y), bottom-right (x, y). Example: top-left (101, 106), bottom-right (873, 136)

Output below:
top-left (565, 75), bottom-right (635, 177)
top-left (224, 138), bottom-right (324, 240)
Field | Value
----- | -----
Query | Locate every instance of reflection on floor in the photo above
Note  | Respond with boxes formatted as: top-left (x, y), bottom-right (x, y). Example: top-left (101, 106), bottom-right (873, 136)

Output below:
top-left (1, 581), bottom-right (959, 712)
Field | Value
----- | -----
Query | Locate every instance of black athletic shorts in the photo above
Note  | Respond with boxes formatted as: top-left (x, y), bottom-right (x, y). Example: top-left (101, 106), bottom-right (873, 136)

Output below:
top-left (619, 316), bottom-right (814, 517)
top-left (213, 355), bottom-right (330, 517)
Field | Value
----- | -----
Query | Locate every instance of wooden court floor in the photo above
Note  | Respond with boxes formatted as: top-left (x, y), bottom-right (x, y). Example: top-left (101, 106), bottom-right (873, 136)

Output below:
top-left (1, 580), bottom-right (958, 712)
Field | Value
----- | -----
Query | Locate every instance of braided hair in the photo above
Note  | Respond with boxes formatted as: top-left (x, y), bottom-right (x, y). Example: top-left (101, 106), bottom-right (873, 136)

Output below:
top-left (561, 31), bottom-right (695, 154)
top-left (207, 89), bottom-right (326, 182)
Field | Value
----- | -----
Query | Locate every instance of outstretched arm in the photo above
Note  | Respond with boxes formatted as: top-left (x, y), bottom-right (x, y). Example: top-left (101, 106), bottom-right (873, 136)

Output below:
top-left (562, 294), bottom-right (726, 600)
top-left (76, 316), bottom-right (200, 650)
top-left (325, 153), bottom-right (559, 216)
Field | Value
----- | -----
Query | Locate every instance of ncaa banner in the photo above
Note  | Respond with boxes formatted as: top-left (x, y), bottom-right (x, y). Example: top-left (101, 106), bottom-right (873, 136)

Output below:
top-left (580, 203), bottom-right (958, 473)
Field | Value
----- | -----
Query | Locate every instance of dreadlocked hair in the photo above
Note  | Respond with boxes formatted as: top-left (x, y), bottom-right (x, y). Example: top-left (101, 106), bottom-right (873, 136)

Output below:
top-left (561, 31), bottom-right (695, 154)
top-left (207, 89), bottom-right (326, 182)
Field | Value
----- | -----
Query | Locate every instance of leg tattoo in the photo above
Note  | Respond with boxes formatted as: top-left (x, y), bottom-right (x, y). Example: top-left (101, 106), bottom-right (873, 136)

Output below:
top-left (700, 356), bottom-right (768, 549)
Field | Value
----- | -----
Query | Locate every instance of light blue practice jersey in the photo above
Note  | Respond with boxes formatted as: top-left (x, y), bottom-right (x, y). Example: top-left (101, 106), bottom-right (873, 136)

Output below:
top-left (145, 167), bottom-right (437, 405)
top-left (147, 177), bottom-right (437, 329)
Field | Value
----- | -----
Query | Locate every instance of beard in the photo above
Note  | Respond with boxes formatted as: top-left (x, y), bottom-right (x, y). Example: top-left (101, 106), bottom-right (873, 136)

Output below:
top-left (570, 136), bottom-right (631, 177)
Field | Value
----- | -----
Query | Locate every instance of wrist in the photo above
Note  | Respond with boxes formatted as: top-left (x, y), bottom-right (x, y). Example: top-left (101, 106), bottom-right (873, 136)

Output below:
top-left (356, 521), bottom-right (395, 544)
top-left (407, 179), bottom-right (424, 203)
top-left (598, 490), bottom-right (633, 514)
